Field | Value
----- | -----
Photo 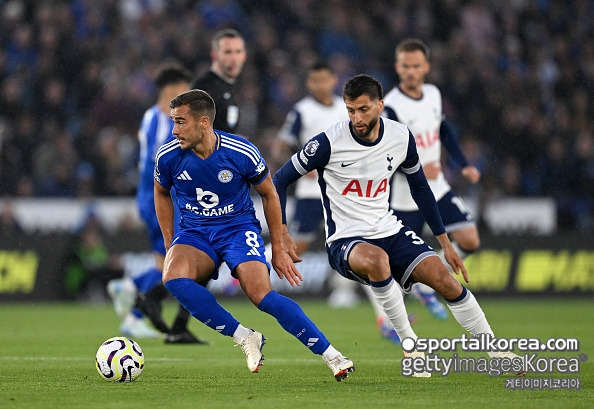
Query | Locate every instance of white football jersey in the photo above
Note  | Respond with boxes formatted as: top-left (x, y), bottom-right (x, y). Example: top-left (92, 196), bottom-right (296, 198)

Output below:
top-left (384, 84), bottom-right (451, 210)
top-left (278, 95), bottom-right (347, 199)
top-left (288, 118), bottom-right (418, 244)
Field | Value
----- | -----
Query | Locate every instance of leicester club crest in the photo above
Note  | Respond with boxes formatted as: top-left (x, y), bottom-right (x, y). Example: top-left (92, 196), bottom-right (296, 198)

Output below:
top-left (218, 169), bottom-right (233, 183)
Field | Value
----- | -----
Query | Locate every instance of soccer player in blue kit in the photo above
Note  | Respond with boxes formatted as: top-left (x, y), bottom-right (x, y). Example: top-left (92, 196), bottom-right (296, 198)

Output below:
top-left (154, 89), bottom-right (355, 380)
top-left (108, 62), bottom-right (206, 343)
top-left (273, 74), bottom-right (524, 377)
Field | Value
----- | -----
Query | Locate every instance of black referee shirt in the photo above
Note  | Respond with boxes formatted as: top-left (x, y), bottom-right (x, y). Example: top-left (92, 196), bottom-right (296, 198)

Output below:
top-left (192, 70), bottom-right (239, 133)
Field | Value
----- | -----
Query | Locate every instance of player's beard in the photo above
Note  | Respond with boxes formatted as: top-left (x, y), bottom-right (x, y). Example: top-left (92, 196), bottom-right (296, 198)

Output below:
top-left (352, 116), bottom-right (378, 141)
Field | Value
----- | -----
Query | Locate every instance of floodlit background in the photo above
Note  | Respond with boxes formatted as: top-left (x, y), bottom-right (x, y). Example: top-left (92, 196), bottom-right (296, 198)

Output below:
top-left (0, 0), bottom-right (593, 302)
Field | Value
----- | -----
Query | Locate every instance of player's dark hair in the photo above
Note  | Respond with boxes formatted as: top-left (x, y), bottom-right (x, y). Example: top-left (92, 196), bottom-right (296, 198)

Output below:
top-left (170, 89), bottom-right (216, 122)
top-left (395, 38), bottom-right (430, 60)
top-left (343, 74), bottom-right (383, 101)
top-left (211, 28), bottom-right (244, 51)
top-left (153, 62), bottom-right (192, 89)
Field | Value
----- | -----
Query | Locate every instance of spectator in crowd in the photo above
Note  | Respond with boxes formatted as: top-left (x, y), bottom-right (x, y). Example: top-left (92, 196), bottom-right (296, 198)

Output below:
top-left (0, 0), bottom-right (592, 231)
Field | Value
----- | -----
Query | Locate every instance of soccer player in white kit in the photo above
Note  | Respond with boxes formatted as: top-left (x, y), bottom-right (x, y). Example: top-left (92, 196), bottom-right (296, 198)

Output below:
top-left (272, 62), bottom-right (363, 308)
top-left (273, 74), bottom-right (524, 377)
top-left (384, 38), bottom-right (482, 321)
top-left (273, 63), bottom-right (417, 342)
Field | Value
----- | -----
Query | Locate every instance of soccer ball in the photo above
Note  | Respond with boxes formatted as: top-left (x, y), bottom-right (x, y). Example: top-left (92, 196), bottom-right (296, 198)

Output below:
top-left (95, 337), bottom-right (145, 382)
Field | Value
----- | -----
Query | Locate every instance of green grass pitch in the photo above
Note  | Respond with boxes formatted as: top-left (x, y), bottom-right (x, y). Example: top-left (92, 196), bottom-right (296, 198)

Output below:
top-left (0, 297), bottom-right (591, 409)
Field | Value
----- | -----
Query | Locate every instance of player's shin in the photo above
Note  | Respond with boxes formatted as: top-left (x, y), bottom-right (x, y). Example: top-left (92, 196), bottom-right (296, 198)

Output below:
top-left (258, 290), bottom-right (331, 354)
top-left (164, 278), bottom-right (240, 337)
top-left (445, 286), bottom-right (493, 337)
top-left (369, 277), bottom-right (417, 340)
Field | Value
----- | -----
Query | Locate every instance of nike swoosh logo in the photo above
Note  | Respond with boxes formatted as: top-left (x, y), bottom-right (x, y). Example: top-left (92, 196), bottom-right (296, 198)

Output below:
top-left (341, 162), bottom-right (356, 167)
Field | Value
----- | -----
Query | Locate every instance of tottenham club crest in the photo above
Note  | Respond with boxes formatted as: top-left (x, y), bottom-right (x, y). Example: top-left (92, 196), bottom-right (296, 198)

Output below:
top-left (387, 154), bottom-right (393, 171)
top-left (218, 169), bottom-right (234, 183)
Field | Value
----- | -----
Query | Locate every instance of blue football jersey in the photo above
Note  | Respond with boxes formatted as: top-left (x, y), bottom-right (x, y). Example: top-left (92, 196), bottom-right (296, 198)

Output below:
top-left (154, 131), bottom-right (268, 228)
top-left (136, 105), bottom-right (174, 217)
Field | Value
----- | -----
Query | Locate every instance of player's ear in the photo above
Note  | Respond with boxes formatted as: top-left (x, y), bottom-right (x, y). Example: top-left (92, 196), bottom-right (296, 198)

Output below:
top-left (377, 99), bottom-right (384, 112)
top-left (199, 115), bottom-right (211, 129)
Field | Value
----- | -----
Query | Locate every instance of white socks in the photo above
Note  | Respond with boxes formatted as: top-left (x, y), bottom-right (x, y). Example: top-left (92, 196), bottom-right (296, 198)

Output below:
top-left (446, 288), bottom-right (493, 337)
top-left (361, 283), bottom-right (385, 319)
top-left (370, 277), bottom-right (417, 340)
top-left (232, 324), bottom-right (252, 343)
top-left (322, 345), bottom-right (341, 360)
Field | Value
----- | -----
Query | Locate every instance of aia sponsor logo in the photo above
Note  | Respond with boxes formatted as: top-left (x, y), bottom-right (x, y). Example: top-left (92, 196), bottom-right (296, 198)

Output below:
top-left (341, 179), bottom-right (388, 197)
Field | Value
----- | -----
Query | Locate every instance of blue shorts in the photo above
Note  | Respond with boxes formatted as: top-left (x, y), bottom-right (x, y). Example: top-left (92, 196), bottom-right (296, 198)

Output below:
top-left (289, 198), bottom-right (324, 241)
top-left (171, 221), bottom-right (270, 280)
top-left (139, 206), bottom-right (166, 256)
top-left (327, 227), bottom-right (436, 293)
top-left (393, 190), bottom-right (475, 235)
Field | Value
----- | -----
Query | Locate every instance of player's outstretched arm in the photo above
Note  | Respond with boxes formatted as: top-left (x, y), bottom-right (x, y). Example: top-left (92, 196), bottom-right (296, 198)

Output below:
top-left (281, 223), bottom-right (301, 263)
top-left (435, 233), bottom-right (469, 283)
top-left (254, 174), bottom-right (304, 287)
top-left (154, 181), bottom-right (175, 250)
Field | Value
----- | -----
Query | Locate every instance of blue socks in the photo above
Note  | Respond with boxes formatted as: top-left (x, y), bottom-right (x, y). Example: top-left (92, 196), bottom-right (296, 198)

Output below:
top-left (164, 279), bottom-right (331, 355)
top-left (131, 268), bottom-right (164, 319)
top-left (133, 268), bottom-right (163, 293)
top-left (164, 278), bottom-right (239, 336)
top-left (258, 290), bottom-right (330, 354)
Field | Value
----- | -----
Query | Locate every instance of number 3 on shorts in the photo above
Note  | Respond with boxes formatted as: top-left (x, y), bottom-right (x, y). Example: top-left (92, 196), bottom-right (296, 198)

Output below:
top-left (405, 230), bottom-right (424, 245)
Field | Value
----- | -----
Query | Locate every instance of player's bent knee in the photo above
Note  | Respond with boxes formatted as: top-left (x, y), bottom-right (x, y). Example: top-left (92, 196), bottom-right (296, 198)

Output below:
top-left (350, 245), bottom-right (390, 281)
top-left (162, 256), bottom-right (196, 282)
top-left (432, 271), bottom-right (463, 299)
top-left (452, 229), bottom-right (481, 252)
top-left (461, 236), bottom-right (480, 252)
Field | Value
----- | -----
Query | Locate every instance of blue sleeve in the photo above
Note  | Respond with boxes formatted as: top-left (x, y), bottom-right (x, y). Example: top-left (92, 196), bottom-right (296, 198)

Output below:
top-left (440, 120), bottom-right (469, 168)
top-left (242, 140), bottom-right (269, 186)
top-left (400, 130), bottom-right (420, 170)
top-left (273, 132), bottom-right (331, 224)
top-left (154, 156), bottom-right (172, 190)
top-left (278, 109), bottom-right (302, 147)
top-left (273, 159), bottom-right (302, 224)
top-left (289, 110), bottom-right (302, 142)
top-left (154, 145), bottom-right (173, 190)
top-left (400, 131), bottom-right (446, 236)
top-left (383, 105), bottom-right (399, 122)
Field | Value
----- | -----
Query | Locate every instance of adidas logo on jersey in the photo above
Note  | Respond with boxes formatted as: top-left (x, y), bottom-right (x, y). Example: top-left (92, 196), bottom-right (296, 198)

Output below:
top-left (177, 170), bottom-right (192, 180)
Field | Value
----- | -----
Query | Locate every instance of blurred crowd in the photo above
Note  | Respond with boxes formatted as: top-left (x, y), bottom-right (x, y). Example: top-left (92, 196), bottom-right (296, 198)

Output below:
top-left (0, 0), bottom-right (592, 232)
